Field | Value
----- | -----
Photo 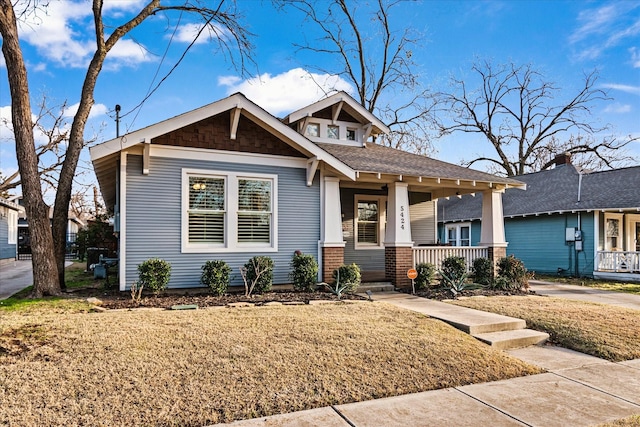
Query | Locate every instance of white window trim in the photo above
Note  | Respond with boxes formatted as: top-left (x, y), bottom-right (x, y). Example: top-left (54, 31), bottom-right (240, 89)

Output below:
top-left (182, 168), bottom-right (278, 253)
top-left (354, 195), bottom-right (386, 250)
top-left (7, 209), bottom-right (17, 244)
top-left (445, 222), bottom-right (471, 246)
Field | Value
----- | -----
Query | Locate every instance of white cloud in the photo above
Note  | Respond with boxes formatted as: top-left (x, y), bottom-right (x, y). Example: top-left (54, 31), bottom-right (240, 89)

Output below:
top-left (218, 68), bottom-right (354, 116)
top-left (63, 103), bottom-right (109, 119)
top-left (603, 103), bottom-right (632, 113)
top-left (15, 0), bottom-right (155, 69)
top-left (601, 83), bottom-right (640, 96)
top-left (630, 47), bottom-right (640, 68)
top-left (570, 3), bottom-right (640, 61)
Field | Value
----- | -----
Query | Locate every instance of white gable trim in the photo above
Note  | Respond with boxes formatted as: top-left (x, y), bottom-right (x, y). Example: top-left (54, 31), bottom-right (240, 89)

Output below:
top-left (284, 91), bottom-right (390, 135)
top-left (90, 93), bottom-right (356, 181)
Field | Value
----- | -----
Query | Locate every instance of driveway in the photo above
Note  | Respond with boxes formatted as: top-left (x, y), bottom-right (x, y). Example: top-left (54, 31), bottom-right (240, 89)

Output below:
top-left (529, 280), bottom-right (640, 310)
top-left (0, 260), bottom-right (34, 299)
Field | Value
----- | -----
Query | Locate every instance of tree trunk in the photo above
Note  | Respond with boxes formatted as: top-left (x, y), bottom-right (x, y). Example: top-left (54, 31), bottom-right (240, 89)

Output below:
top-left (0, 1), bottom-right (60, 296)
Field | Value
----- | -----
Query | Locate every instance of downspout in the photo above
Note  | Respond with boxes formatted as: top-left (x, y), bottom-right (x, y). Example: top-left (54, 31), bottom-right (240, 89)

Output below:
top-left (576, 171), bottom-right (583, 276)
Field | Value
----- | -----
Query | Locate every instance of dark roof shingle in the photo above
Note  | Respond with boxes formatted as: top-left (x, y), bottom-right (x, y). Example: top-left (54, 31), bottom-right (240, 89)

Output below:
top-left (440, 164), bottom-right (640, 221)
top-left (316, 142), bottom-right (523, 186)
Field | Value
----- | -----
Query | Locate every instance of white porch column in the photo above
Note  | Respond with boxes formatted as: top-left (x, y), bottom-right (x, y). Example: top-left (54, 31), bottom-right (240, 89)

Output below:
top-left (320, 176), bottom-right (345, 282)
top-left (384, 182), bottom-right (413, 246)
top-left (479, 189), bottom-right (507, 247)
top-left (320, 176), bottom-right (345, 247)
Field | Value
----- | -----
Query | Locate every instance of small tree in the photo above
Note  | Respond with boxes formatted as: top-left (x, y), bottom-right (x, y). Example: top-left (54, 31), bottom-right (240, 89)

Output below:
top-left (201, 260), bottom-right (232, 296)
top-left (240, 256), bottom-right (274, 296)
top-left (415, 262), bottom-right (436, 290)
top-left (137, 258), bottom-right (171, 295)
top-left (495, 255), bottom-right (529, 291)
top-left (289, 251), bottom-right (318, 292)
top-left (472, 257), bottom-right (493, 286)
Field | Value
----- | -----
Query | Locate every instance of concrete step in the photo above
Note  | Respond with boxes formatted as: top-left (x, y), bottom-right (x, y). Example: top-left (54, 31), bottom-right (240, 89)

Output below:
top-left (357, 282), bottom-right (394, 293)
top-left (473, 329), bottom-right (550, 350)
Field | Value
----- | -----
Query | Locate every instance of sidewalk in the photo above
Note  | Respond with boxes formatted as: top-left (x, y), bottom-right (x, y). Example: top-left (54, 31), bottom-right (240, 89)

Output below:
top-left (212, 290), bottom-right (640, 427)
top-left (0, 260), bottom-right (34, 299)
top-left (529, 280), bottom-right (640, 310)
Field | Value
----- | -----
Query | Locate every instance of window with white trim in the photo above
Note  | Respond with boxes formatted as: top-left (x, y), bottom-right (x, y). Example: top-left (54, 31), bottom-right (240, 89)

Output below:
top-left (355, 195), bottom-right (386, 248)
top-left (445, 223), bottom-right (471, 246)
top-left (7, 209), bottom-right (17, 244)
top-left (238, 179), bottom-right (272, 244)
top-left (327, 125), bottom-right (339, 139)
top-left (183, 169), bottom-right (277, 252)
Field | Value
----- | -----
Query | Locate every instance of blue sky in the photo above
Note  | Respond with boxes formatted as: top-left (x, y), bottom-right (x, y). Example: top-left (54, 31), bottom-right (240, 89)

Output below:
top-left (1, 0), bottom-right (639, 197)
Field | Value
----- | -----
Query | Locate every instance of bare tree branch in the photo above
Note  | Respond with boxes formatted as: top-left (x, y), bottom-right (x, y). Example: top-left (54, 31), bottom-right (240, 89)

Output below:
top-left (438, 60), bottom-right (636, 176)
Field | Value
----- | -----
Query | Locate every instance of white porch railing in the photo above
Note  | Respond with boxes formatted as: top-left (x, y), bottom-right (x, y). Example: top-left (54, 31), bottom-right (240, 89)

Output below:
top-left (413, 246), bottom-right (489, 272)
top-left (596, 251), bottom-right (640, 273)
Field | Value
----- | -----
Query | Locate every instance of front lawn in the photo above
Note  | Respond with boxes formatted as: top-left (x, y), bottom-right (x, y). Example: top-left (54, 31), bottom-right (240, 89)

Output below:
top-left (451, 296), bottom-right (640, 361)
top-left (0, 302), bottom-right (541, 426)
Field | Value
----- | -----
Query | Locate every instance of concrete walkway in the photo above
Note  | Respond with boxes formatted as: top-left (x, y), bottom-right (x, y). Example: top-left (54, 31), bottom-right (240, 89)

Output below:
top-left (212, 290), bottom-right (640, 427)
top-left (0, 260), bottom-right (34, 299)
top-left (529, 280), bottom-right (640, 310)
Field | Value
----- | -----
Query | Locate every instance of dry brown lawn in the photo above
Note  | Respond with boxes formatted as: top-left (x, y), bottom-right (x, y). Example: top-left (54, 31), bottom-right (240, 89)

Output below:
top-left (451, 296), bottom-right (640, 361)
top-left (0, 301), bottom-right (540, 426)
top-left (598, 415), bottom-right (640, 427)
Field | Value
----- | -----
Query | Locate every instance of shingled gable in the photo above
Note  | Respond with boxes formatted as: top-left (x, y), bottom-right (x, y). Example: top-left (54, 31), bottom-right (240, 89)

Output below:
top-left (441, 164), bottom-right (640, 222)
top-left (90, 92), bottom-right (357, 208)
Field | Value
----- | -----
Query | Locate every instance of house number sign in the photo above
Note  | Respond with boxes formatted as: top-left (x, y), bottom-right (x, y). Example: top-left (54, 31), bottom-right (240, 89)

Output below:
top-left (400, 205), bottom-right (406, 230)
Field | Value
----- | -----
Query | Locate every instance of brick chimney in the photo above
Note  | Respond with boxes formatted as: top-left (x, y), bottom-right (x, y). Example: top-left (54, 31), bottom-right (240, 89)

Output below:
top-left (554, 152), bottom-right (572, 166)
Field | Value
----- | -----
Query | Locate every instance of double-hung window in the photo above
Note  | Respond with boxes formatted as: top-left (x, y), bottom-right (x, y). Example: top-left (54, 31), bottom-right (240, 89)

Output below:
top-left (183, 169), bottom-right (277, 252)
top-left (238, 179), bottom-right (272, 244)
top-left (355, 195), bottom-right (386, 248)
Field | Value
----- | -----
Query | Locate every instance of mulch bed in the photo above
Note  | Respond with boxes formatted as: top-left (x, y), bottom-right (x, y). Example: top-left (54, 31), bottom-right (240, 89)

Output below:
top-left (64, 286), bottom-right (366, 310)
top-left (405, 286), bottom-right (535, 300)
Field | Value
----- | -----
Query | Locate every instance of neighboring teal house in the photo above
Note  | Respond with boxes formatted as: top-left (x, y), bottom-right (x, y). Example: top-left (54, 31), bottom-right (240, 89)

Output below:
top-left (439, 154), bottom-right (640, 282)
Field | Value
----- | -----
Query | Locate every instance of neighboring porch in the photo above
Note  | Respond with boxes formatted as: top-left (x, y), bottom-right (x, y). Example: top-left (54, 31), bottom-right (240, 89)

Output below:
top-left (593, 212), bottom-right (640, 282)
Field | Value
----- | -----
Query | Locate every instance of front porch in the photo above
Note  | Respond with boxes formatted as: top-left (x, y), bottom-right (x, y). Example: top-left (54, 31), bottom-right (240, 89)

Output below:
top-left (594, 251), bottom-right (640, 282)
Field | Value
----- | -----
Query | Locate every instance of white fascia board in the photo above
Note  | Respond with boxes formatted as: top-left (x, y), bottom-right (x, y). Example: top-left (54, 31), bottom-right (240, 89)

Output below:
top-left (90, 92), bottom-right (356, 181)
top-left (90, 94), bottom-right (248, 161)
top-left (284, 91), bottom-right (390, 135)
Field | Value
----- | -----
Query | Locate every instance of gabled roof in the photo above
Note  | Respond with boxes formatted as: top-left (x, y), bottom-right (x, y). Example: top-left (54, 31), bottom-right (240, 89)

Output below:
top-left (317, 142), bottom-right (524, 188)
top-left (0, 197), bottom-right (20, 211)
top-left (440, 164), bottom-right (640, 222)
top-left (282, 91), bottom-right (390, 136)
top-left (90, 93), bottom-right (354, 180)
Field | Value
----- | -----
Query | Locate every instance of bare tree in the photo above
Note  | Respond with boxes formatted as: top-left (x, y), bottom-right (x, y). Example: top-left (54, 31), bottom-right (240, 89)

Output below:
top-left (279, 0), bottom-right (437, 154)
top-left (437, 60), bottom-right (637, 176)
top-left (0, 0), bottom-right (252, 297)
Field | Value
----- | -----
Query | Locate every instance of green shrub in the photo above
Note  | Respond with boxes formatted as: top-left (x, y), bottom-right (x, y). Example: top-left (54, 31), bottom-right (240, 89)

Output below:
top-left (441, 256), bottom-right (466, 284)
top-left (289, 251), bottom-right (318, 292)
top-left (495, 255), bottom-right (529, 291)
top-left (201, 260), bottom-right (232, 296)
top-left (332, 263), bottom-right (361, 294)
top-left (137, 258), bottom-right (171, 295)
top-left (243, 256), bottom-right (274, 294)
top-left (472, 257), bottom-right (493, 286)
top-left (415, 262), bottom-right (436, 290)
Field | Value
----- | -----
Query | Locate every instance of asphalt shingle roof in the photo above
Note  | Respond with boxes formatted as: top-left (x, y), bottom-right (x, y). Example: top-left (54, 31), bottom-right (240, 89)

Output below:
top-left (316, 142), bottom-right (523, 186)
top-left (440, 164), bottom-right (640, 221)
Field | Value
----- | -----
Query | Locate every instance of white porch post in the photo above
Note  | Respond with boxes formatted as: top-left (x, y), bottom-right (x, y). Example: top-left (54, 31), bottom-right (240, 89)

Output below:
top-left (479, 189), bottom-right (507, 247)
top-left (479, 189), bottom-right (507, 273)
top-left (384, 182), bottom-right (414, 288)
top-left (320, 176), bottom-right (345, 282)
top-left (384, 182), bottom-right (413, 246)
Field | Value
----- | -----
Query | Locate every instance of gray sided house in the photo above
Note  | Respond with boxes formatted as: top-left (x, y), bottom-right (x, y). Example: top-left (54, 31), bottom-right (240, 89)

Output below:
top-left (439, 155), bottom-right (640, 282)
top-left (0, 197), bottom-right (20, 266)
top-left (91, 92), bottom-right (524, 291)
